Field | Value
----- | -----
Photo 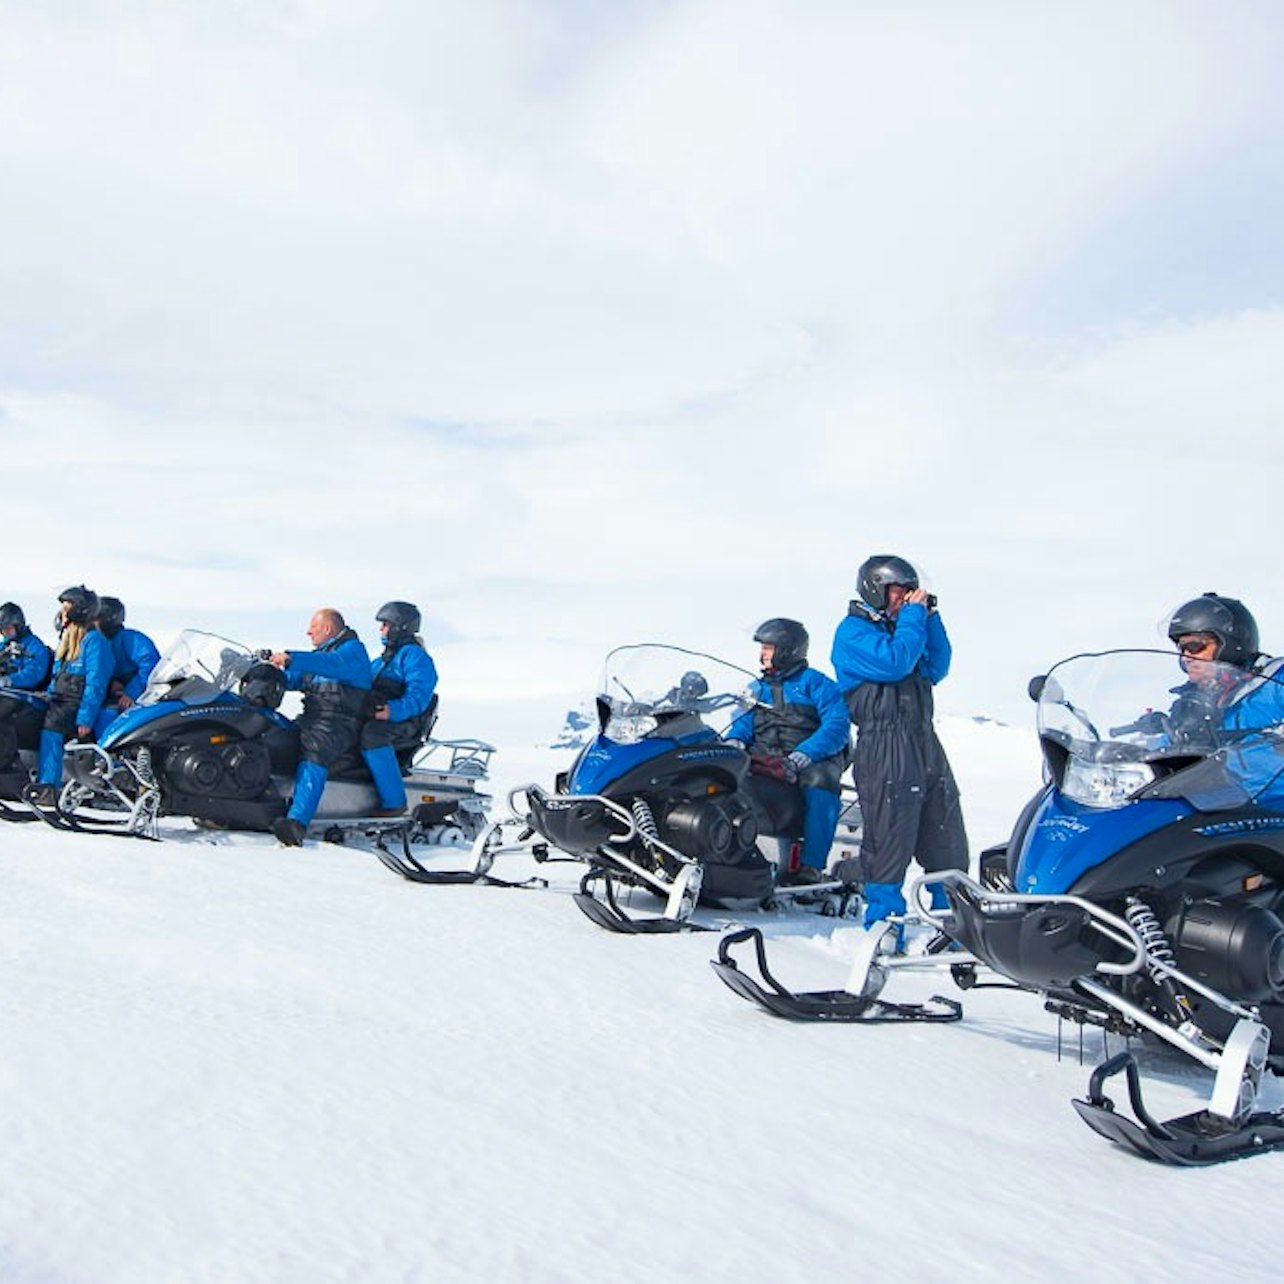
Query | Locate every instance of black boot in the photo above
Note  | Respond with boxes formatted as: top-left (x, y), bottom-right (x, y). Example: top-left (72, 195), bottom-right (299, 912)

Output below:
top-left (272, 817), bottom-right (306, 847)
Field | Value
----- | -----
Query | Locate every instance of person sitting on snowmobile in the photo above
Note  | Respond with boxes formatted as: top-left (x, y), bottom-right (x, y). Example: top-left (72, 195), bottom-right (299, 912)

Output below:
top-left (831, 556), bottom-right (968, 928)
top-left (1165, 592), bottom-right (1284, 804)
top-left (92, 596), bottom-right (161, 736)
top-left (359, 601), bottom-right (439, 817)
top-left (268, 608), bottom-right (373, 846)
top-left (0, 602), bottom-right (52, 692)
top-left (725, 618), bottom-right (850, 885)
top-left (28, 587), bottom-right (114, 807)
top-left (0, 602), bottom-right (53, 783)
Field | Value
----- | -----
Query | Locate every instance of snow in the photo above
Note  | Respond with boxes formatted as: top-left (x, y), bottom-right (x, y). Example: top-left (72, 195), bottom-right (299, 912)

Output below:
top-left (2, 719), bottom-right (1282, 1283)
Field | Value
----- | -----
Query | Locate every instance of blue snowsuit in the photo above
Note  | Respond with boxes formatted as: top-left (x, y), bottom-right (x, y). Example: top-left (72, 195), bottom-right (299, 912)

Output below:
top-left (93, 626), bottom-right (162, 737)
top-left (281, 629), bottom-right (373, 827)
top-left (727, 664), bottom-right (850, 872)
top-left (0, 628), bottom-right (52, 691)
top-left (360, 640), bottom-right (438, 809)
top-left (831, 600), bottom-right (968, 924)
top-left (38, 630), bottom-right (113, 785)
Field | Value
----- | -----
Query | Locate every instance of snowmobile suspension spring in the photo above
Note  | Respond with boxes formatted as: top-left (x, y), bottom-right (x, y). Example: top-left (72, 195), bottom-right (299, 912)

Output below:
top-left (136, 745), bottom-right (156, 789)
top-left (631, 798), bottom-right (661, 846)
top-left (1124, 897), bottom-right (1178, 984)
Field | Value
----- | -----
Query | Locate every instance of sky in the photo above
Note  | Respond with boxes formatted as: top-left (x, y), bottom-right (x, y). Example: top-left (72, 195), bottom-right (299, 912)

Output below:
top-left (3, 0), bottom-right (1283, 729)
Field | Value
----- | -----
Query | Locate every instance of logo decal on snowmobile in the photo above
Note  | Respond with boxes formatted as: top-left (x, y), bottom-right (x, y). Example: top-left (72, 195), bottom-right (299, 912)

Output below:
top-left (1196, 816), bottom-right (1284, 837)
top-left (675, 747), bottom-right (740, 762)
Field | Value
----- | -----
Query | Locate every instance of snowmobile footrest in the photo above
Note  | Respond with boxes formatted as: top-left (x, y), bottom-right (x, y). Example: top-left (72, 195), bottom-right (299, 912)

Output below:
top-left (1072, 1051), bottom-right (1284, 1165)
top-left (571, 868), bottom-right (707, 934)
top-left (710, 927), bottom-right (963, 1023)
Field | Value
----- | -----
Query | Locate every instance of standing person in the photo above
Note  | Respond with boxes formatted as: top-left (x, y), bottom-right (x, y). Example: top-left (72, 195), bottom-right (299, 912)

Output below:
top-left (29, 586), bottom-right (113, 806)
top-left (831, 556), bottom-right (968, 928)
top-left (726, 618), bottom-right (850, 883)
top-left (267, 608), bottom-right (372, 846)
top-left (93, 596), bottom-right (161, 736)
top-left (360, 601), bottom-right (438, 817)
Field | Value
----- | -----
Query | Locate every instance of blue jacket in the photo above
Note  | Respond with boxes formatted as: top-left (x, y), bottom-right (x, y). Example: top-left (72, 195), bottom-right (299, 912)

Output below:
top-left (51, 630), bottom-right (114, 727)
top-left (831, 602), bottom-right (952, 692)
top-left (284, 631), bottom-right (373, 696)
top-left (371, 641), bottom-right (437, 724)
top-left (108, 627), bottom-right (161, 701)
top-left (1214, 659), bottom-right (1284, 806)
top-left (727, 665), bottom-right (850, 762)
top-left (2, 628), bottom-right (52, 690)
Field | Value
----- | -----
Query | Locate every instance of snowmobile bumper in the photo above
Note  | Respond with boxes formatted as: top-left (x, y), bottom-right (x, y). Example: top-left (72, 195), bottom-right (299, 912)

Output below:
top-left (519, 784), bottom-right (632, 857)
top-left (927, 871), bottom-right (1148, 990)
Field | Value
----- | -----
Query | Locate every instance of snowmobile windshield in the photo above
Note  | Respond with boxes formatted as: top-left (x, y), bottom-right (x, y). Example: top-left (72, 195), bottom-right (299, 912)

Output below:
top-left (596, 645), bottom-right (757, 740)
top-left (139, 630), bottom-right (258, 707)
top-left (1036, 649), bottom-right (1284, 810)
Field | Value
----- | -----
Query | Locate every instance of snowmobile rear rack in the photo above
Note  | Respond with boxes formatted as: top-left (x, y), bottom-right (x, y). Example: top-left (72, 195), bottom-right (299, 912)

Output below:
top-left (1073, 1050), bottom-right (1284, 1165)
top-left (710, 927), bottom-right (963, 1024)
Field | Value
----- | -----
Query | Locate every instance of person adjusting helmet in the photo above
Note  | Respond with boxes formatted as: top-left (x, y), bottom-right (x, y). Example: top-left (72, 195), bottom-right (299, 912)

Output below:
top-left (1166, 592), bottom-right (1261, 669)
top-left (28, 586), bottom-right (114, 807)
top-left (0, 601), bottom-right (52, 692)
top-left (91, 596), bottom-right (161, 736)
top-left (831, 555), bottom-right (967, 936)
top-left (725, 617), bottom-right (851, 884)
top-left (361, 600), bottom-right (438, 815)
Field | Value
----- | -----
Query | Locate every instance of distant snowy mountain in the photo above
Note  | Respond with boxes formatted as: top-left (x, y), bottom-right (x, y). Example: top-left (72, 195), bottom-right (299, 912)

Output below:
top-left (548, 705), bottom-right (595, 750)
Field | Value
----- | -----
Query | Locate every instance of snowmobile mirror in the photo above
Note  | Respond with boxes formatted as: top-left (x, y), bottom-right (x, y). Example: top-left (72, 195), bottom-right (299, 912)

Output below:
top-left (1027, 675), bottom-right (1047, 702)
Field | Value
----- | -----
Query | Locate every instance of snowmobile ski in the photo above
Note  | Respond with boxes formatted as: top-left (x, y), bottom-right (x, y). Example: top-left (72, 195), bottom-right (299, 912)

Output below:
top-left (571, 865), bottom-right (710, 934)
top-left (1072, 1051), bottom-right (1284, 1165)
top-left (710, 926), bottom-right (963, 1023)
top-left (373, 839), bottom-right (546, 889)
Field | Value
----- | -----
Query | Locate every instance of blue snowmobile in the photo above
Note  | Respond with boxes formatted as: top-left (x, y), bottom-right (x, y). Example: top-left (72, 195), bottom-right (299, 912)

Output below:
top-left (44, 630), bottom-right (492, 846)
top-left (424, 644), bottom-right (862, 930)
top-left (713, 648), bottom-right (1284, 1164)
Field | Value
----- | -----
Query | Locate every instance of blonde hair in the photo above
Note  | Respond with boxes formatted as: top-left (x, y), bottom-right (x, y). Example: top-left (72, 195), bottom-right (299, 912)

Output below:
top-left (55, 622), bottom-right (86, 664)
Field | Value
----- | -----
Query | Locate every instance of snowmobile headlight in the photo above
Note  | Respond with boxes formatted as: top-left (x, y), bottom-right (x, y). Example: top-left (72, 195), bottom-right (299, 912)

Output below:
top-left (1062, 757), bottom-right (1154, 808)
top-left (604, 714), bottom-right (658, 745)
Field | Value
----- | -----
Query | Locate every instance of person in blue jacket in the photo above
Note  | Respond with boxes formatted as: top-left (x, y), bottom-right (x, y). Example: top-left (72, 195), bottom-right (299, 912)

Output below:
top-left (0, 602), bottom-right (52, 692)
top-left (831, 556), bottom-right (968, 929)
top-left (28, 586), bottom-right (114, 806)
top-left (726, 618), bottom-right (850, 884)
top-left (359, 601), bottom-right (438, 815)
top-left (92, 596), bottom-right (161, 737)
top-left (0, 602), bottom-right (53, 785)
top-left (1164, 593), bottom-right (1284, 806)
top-left (268, 608), bottom-right (372, 846)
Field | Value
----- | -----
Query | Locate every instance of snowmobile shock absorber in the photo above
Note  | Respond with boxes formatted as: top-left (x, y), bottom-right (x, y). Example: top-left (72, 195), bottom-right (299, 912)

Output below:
top-left (631, 797), bottom-right (661, 848)
top-left (1125, 897), bottom-right (1194, 1021)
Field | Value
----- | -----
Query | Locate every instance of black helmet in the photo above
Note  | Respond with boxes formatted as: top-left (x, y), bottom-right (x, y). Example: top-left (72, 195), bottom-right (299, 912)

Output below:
top-left (239, 662), bottom-right (287, 710)
top-left (96, 596), bottom-right (126, 638)
top-left (58, 585), bottom-right (99, 627)
top-left (753, 618), bottom-right (809, 677)
top-left (0, 602), bottom-right (25, 633)
top-left (1166, 592), bottom-right (1260, 668)
top-left (856, 555), bottom-right (918, 614)
top-left (376, 600), bottom-right (421, 645)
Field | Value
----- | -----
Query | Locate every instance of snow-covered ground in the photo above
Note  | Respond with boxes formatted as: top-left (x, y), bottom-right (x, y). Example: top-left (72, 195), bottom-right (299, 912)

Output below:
top-left (2, 718), bottom-right (1281, 1283)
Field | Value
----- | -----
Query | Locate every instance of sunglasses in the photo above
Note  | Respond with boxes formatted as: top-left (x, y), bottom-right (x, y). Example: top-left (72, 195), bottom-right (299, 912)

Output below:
top-left (1176, 637), bottom-right (1218, 658)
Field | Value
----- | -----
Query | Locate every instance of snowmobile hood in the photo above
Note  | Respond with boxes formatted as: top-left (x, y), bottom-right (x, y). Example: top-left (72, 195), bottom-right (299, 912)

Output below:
top-left (1013, 790), bottom-right (1193, 894)
top-left (569, 727), bottom-right (724, 796)
top-left (99, 694), bottom-right (291, 749)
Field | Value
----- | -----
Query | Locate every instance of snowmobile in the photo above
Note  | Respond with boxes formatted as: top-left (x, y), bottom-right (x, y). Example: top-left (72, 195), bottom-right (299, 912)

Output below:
top-left (417, 644), bottom-right (864, 930)
top-left (713, 649), bottom-right (1284, 1164)
top-left (44, 630), bottom-right (492, 848)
